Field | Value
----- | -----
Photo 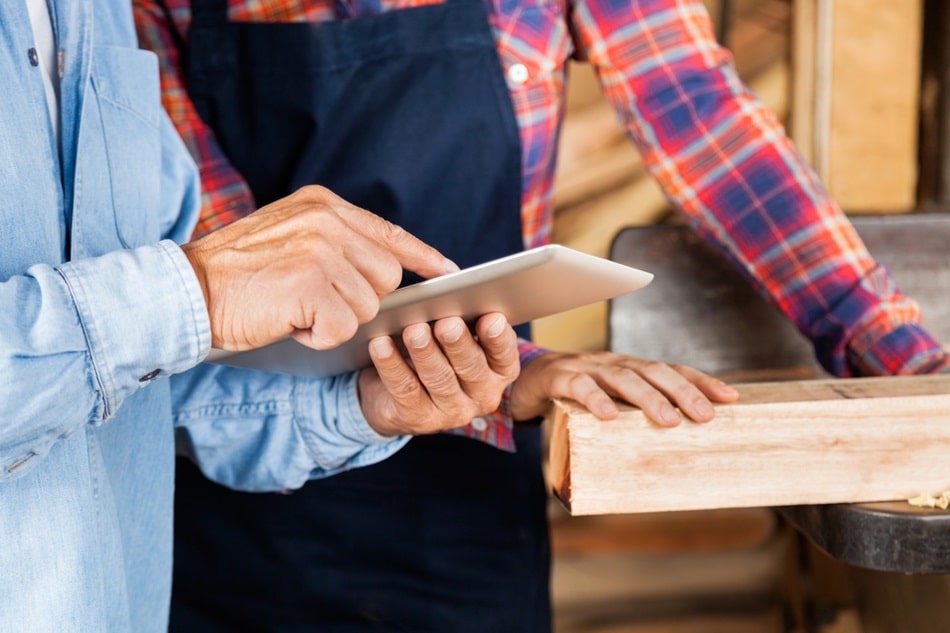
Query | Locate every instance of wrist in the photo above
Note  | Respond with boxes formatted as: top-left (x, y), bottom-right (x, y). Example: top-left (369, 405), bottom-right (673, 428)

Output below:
top-left (180, 241), bottom-right (210, 311)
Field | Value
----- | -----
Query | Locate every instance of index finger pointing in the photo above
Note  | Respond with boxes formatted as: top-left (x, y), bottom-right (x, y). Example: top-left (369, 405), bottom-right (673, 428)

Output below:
top-left (347, 207), bottom-right (459, 280)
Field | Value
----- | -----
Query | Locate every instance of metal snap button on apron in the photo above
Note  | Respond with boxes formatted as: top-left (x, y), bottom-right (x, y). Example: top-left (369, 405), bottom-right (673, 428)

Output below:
top-left (507, 63), bottom-right (529, 84)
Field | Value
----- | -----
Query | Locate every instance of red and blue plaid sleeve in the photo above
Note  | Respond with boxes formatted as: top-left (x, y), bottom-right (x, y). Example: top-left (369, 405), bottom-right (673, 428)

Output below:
top-left (134, 0), bottom-right (258, 239)
top-left (570, 0), bottom-right (948, 376)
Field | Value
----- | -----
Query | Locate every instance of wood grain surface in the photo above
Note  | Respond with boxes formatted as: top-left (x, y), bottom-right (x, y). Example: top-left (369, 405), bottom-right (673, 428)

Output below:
top-left (550, 374), bottom-right (950, 515)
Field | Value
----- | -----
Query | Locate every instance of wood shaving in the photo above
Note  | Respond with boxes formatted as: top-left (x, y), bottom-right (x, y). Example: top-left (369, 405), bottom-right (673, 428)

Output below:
top-left (907, 491), bottom-right (950, 509)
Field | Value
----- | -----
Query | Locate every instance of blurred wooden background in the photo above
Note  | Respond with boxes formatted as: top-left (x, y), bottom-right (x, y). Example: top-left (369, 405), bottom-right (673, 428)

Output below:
top-left (545, 2), bottom-right (936, 632)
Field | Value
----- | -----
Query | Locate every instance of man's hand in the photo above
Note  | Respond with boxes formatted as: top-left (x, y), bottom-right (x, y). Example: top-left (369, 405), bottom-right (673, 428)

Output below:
top-left (181, 186), bottom-right (457, 351)
top-left (509, 351), bottom-right (739, 425)
top-left (357, 313), bottom-right (520, 436)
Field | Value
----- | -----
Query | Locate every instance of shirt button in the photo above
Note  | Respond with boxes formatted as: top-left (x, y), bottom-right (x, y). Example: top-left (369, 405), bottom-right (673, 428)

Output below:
top-left (507, 63), bottom-right (529, 85)
top-left (470, 417), bottom-right (489, 432)
top-left (27, 48), bottom-right (39, 67)
top-left (139, 369), bottom-right (161, 382)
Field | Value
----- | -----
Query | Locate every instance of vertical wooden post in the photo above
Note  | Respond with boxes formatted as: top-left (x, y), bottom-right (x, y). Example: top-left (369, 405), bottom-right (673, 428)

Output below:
top-left (790, 0), bottom-right (923, 212)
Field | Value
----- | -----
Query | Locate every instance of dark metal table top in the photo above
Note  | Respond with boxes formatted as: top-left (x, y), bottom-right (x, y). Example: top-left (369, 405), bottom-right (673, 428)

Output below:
top-left (609, 215), bottom-right (950, 575)
top-left (780, 503), bottom-right (950, 573)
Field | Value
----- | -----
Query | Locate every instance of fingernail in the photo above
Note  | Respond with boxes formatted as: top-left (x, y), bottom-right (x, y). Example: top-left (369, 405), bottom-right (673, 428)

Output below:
top-left (444, 258), bottom-right (460, 273)
top-left (408, 326), bottom-right (430, 349)
top-left (485, 314), bottom-right (506, 338)
top-left (661, 404), bottom-right (680, 425)
top-left (597, 401), bottom-right (618, 419)
top-left (694, 400), bottom-right (714, 419)
top-left (371, 337), bottom-right (394, 359)
top-left (441, 321), bottom-right (464, 344)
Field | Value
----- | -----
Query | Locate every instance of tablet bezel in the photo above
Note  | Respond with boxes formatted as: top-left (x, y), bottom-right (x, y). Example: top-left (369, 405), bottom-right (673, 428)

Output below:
top-left (205, 244), bottom-right (653, 377)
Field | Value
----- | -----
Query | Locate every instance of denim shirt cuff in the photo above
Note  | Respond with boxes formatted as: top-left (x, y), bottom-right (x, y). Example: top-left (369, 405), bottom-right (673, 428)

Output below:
top-left (57, 240), bottom-right (211, 420)
top-left (336, 372), bottom-right (401, 445)
top-left (293, 372), bottom-right (409, 479)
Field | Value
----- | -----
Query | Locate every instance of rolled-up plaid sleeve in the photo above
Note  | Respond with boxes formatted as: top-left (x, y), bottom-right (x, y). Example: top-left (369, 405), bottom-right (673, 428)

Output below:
top-left (570, 0), bottom-right (948, 376)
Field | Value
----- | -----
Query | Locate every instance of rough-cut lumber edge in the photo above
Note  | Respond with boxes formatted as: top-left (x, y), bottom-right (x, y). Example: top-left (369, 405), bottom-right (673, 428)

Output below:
top-left (549, 374), bottom-right (950, 516)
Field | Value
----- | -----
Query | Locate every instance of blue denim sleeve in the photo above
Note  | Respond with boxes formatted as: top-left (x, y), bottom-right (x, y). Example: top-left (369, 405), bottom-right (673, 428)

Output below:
top-left (170, 366), bottom-right (410, 492)
top-left (0, 242), bottom-right (210, 481)
top-left (158, 113), bottom-right (204, 245)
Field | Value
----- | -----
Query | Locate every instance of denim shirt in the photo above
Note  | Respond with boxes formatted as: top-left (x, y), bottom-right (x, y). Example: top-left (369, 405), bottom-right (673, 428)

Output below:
top-left (0, 2), bottom-right (406, 630)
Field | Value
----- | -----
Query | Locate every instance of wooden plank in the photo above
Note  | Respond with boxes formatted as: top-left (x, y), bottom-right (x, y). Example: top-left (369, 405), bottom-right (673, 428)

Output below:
top-left (790, 0), bottom-right (923, 213)
top-left (549, 374), bottom-right (950, 516)
top-left (826, 0), bottom-right (922, 212)
top-left (918, 0), bottom-right (950, 210)
top-left (789, 0), bottom-right (817, 164)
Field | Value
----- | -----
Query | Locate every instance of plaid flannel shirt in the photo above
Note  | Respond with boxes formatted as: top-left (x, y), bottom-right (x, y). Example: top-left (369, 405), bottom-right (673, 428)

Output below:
top-left (134, 0), bottom-right (949, 452)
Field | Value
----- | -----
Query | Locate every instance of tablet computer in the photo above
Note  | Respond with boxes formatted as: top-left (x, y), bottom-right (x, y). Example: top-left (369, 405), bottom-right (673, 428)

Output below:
top-left (205, 244), bottom-right (653, 377)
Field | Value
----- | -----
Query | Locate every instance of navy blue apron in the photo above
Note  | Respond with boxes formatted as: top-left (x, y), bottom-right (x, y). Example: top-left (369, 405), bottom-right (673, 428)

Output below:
top-left (171, 1), bottom-right (551, 631)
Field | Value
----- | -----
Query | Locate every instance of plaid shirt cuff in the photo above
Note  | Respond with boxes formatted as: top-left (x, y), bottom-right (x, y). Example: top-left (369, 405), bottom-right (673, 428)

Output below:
top-left (814, 265), bottom-right (950, 376)
top-left (850, 325), bottom-right (950, 376)
top-left (445, 338), bottom-right (549, 452)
